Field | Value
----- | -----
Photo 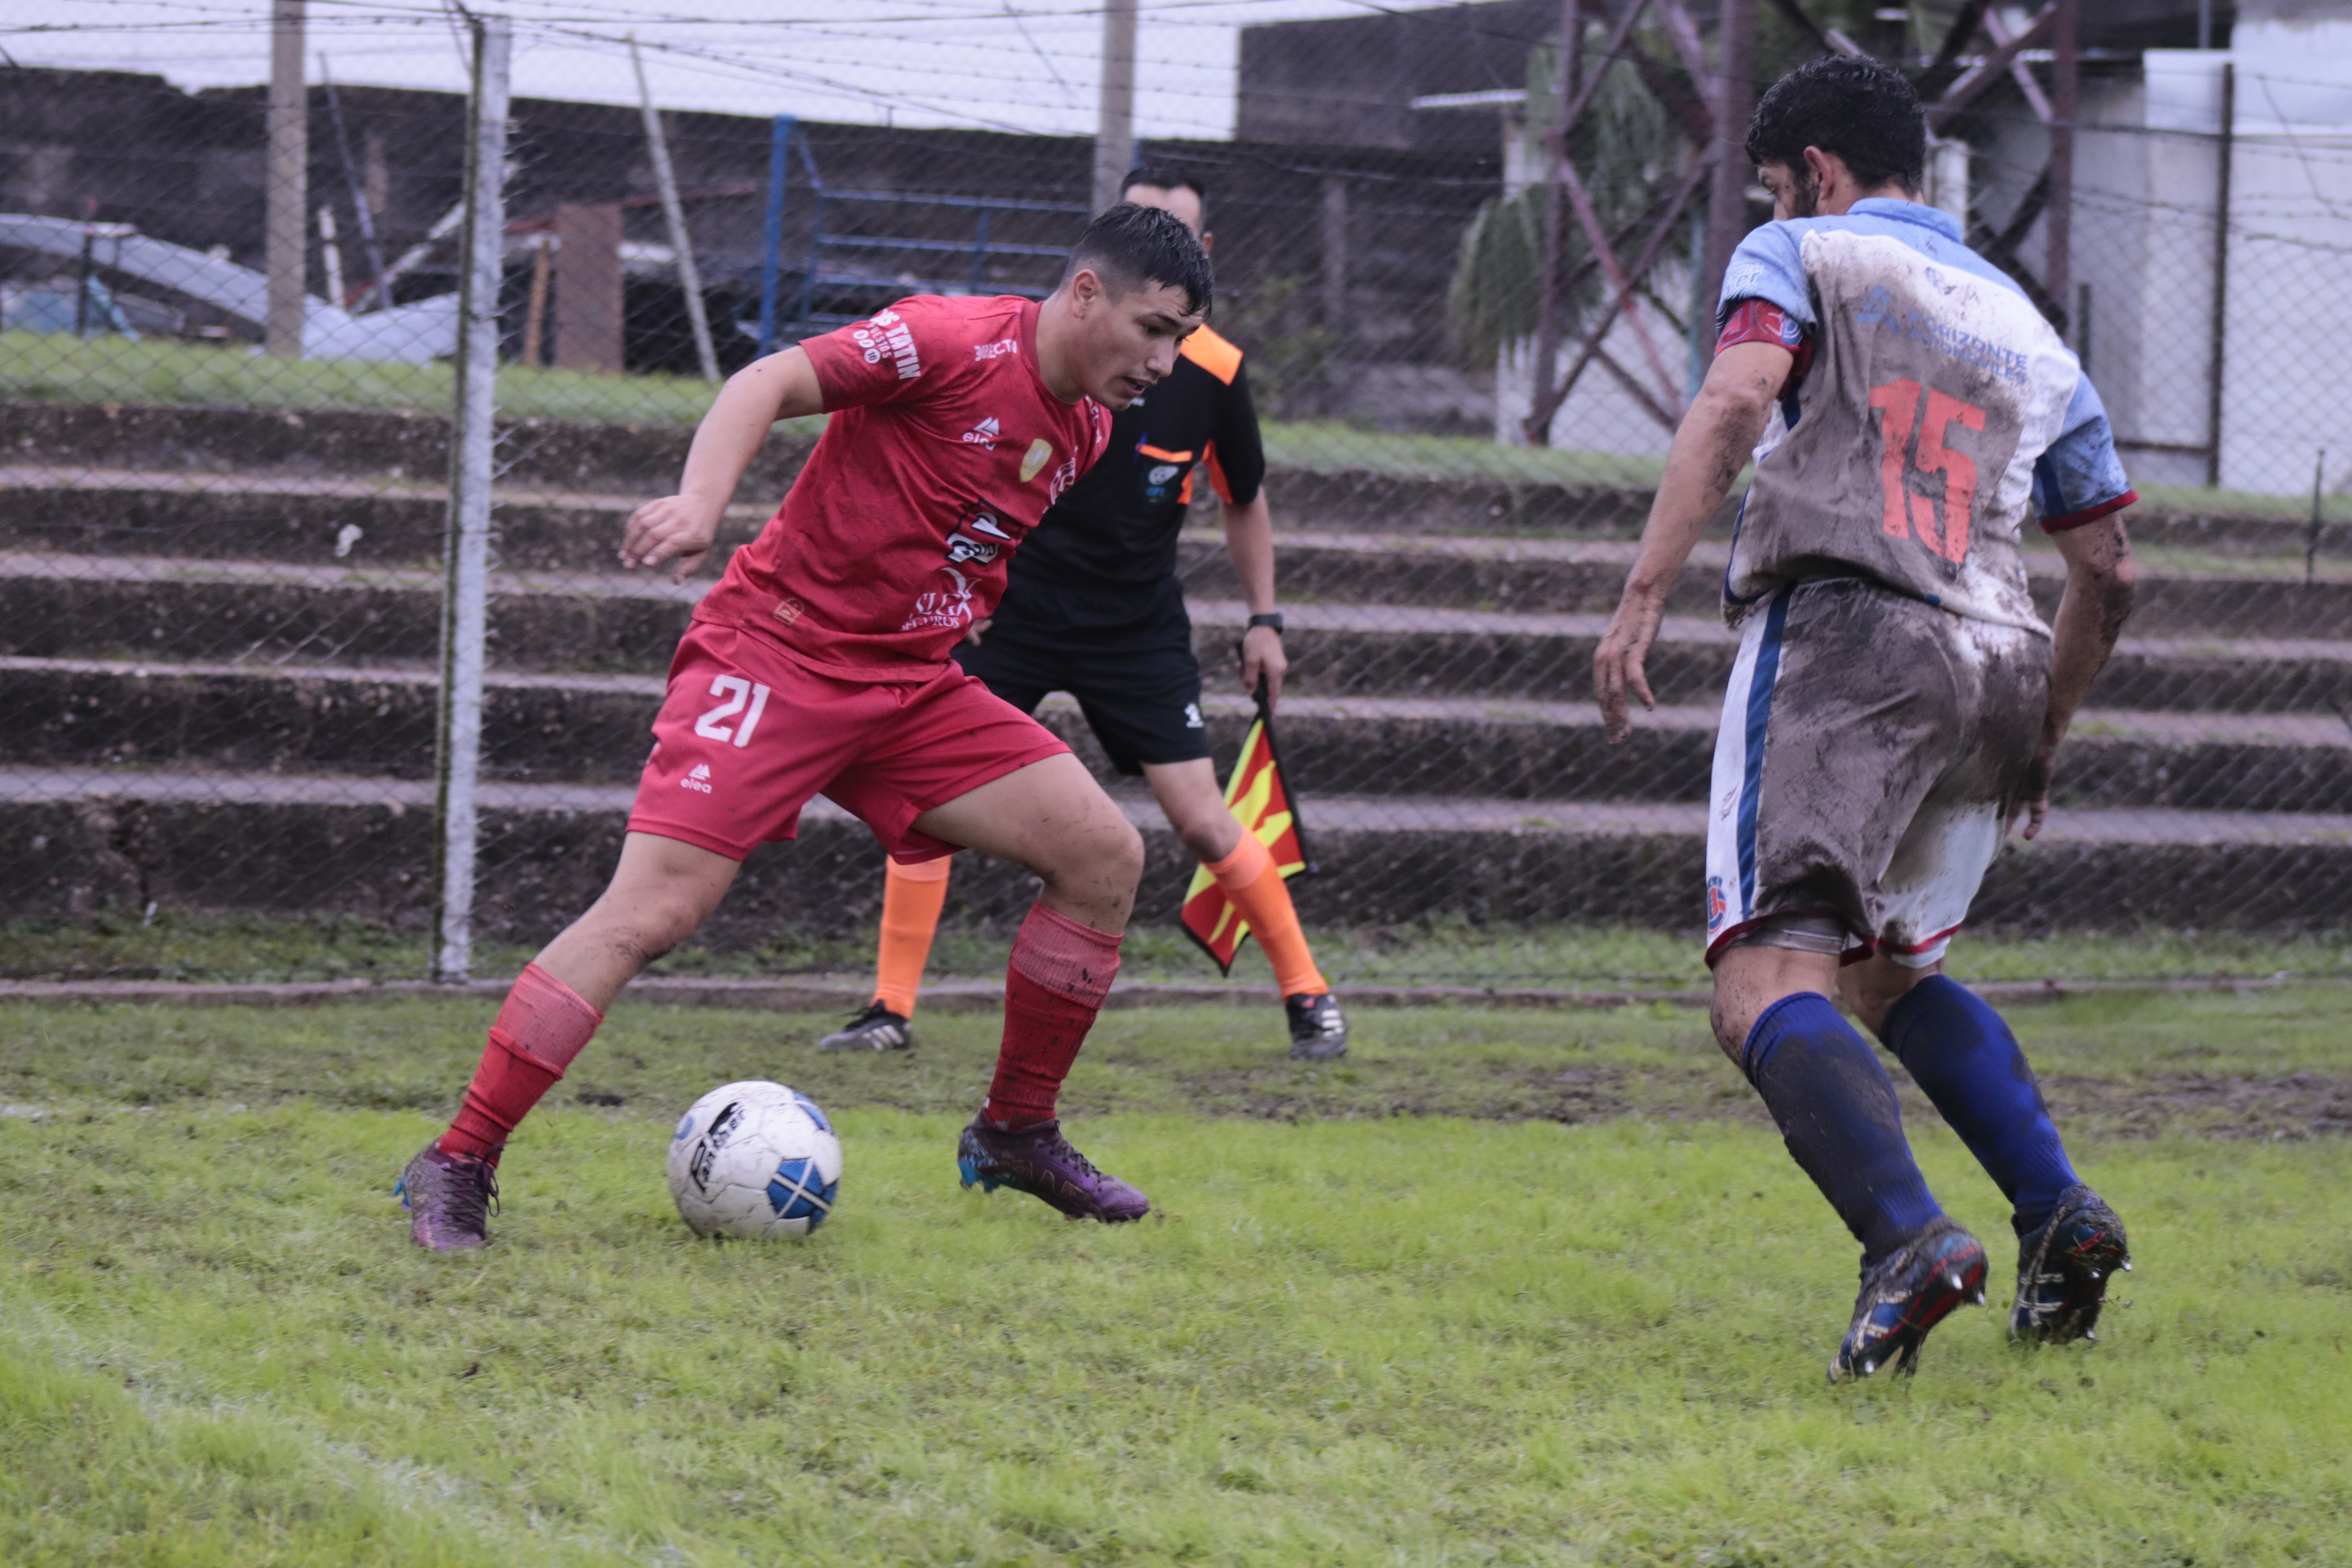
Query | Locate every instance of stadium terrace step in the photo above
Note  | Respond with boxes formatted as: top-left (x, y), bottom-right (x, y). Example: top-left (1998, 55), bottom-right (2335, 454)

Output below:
top-left (8, 763), bottom-right (2351, 937)
top-left (12, 399), bottom-right (2347, 550)
top-left (4, 555), bottom-right (2347, 712)
top-left (1, 400), bottom-right (813, 497)
top-left (0, 465), bottom-right (772, 572)
top-left (11, 655), bottom-right (2349, 813)
top-left (12, 466), bottom-right (2352, 639)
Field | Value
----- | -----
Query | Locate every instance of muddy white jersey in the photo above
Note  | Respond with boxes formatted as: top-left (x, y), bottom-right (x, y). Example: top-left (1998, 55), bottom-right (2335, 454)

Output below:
top-left (1716, 199), bottom-right (2134, 635)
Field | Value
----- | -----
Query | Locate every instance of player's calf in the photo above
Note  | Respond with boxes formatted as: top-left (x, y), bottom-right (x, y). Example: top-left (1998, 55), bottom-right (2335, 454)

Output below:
top-left (398, 833), bottom-right (735, 1249)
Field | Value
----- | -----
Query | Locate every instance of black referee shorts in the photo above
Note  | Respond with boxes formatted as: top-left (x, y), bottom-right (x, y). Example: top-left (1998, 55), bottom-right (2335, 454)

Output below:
top-left (954, 592), bottom-right (1210, 776)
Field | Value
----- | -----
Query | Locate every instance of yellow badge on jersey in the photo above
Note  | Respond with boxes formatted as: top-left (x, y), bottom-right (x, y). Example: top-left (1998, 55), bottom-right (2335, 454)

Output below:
top-left (1019, 438), bottom-right (1054, 483)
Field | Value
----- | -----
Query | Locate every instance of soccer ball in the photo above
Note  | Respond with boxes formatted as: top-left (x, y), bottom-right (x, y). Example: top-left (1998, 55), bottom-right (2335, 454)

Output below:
top-left (666, 1081), bottom-right (843, 1240)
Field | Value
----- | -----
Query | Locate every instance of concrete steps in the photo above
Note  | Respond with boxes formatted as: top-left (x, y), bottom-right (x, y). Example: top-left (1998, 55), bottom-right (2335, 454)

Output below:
top-left (7, 399), bottom-right (2351, 939)
top-left (10, 656), bottom-right (2350, 814)
top-left (11, 762), bottom-right (2351, 940)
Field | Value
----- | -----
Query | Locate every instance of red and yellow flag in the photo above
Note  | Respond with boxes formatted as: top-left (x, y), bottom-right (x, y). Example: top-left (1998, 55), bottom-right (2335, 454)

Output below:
top-left (1180, 704), bottom-right (1316, 975)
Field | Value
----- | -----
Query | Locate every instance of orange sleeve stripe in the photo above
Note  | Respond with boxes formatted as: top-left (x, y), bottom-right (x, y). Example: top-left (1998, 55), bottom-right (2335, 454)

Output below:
top-left (1179, 325), bottom-right (1243, 385)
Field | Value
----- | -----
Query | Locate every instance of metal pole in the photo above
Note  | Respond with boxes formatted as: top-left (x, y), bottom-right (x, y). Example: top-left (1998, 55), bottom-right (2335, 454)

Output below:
top-left (630, 37), bottom-right (719, 383)
top-left (1524, 0), bottom-right (1580, 445)
top-left (321, 60), bottom-right (392, 310)
top-left (2045, 0), bottom-right (2076, 323)
top-left (2205, 62), bottom-right (2234, 489)
top-left (265, 0), bottom-right (309, 359)
top-left (758, 114), bottom-right (795, 356)
top-left (1700, 0), bottom-right (1756, 330)
top-left (1094, 0), bottom-right (1138, 213)
top-left (434, 14), bottom-right (511, 985)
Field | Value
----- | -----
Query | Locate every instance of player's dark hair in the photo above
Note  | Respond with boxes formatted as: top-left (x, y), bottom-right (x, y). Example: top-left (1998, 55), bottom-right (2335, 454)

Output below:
top-left (1746, 55), bottom-right (1926, 195)
top-left (1120, 164), bottom-right (1206, 213)
top-left (1063, 202), bottom-right (1213, 317)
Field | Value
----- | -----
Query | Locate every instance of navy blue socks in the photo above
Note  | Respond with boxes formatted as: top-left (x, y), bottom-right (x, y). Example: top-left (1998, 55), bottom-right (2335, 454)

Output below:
top-left (1879, 975), bottom-right (2080, 1238)
top-left (1742, 993), bottom-right (1945, 1268)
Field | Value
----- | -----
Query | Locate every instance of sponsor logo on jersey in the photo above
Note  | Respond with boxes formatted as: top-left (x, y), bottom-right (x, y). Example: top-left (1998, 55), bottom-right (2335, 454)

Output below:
top-left (1851, 283), bottom-right (2029, 384)
top-left (945, 530), bottom-right (999, 566)
top-left (902, 565), bottom-right (979, 633)
top-left (1147, 463), bottom-right (1180, 485)
top-left (961, 416), bottom-right (1002, 447)
top-left (1019, 438), bottom-right (1054, 483)
top-left (771, 595), bottom-right (804, 628)
top-left (973, 337), bottom-right (1019, 361)
top-left (854, 308), bottom-right (921, 379)
top-left (1706, 875), bottom-right (1728, 932)
top-left (1045, 454), bottom-right (1082, 502)
top-left (681, 762), bottom-right (715, 795)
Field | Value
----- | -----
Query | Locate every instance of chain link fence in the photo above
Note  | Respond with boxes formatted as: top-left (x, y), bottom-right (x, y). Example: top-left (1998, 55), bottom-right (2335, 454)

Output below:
top-left (5, 1), bottom-right (2352, 991)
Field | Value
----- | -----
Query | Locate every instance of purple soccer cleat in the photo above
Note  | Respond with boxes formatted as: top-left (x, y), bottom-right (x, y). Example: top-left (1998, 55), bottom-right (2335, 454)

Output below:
top-left (396, 1141), bottom-right (499, 1252)
top-left (1830, 1217), bottom-right (1988, 1383)
top-left (956, 1115), bottom-right (1149, 1223)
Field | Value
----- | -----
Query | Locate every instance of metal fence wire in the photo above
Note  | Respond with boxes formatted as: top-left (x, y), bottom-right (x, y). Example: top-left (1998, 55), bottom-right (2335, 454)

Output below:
top-left (5, 0), bottom-right (2352, 988)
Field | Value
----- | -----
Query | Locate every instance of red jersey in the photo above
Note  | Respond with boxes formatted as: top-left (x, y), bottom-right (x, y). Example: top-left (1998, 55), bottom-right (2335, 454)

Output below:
top-left (694, 294), bottom-right (1112, 680)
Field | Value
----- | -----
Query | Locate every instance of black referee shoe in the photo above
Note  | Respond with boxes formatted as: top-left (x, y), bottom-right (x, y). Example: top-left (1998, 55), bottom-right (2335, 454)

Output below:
top-left (818, 1001), bottom-right (914, 1051)
top-left (1287, 992), bottom-right (1348, 1060)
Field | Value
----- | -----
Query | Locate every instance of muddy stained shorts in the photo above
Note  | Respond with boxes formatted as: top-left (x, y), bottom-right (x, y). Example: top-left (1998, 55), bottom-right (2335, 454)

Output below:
top-left (626, 620), bottom-right (1071, 864)
top-left (1703, 577), bottom-right (2049, 968)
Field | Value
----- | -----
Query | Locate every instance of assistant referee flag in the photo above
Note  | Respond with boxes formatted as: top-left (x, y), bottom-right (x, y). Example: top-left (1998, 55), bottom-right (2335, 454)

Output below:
top-left (1180, 687), bottom-right (1316, 974)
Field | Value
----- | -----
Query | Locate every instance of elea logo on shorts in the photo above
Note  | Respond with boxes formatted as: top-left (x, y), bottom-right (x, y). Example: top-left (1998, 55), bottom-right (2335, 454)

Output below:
top-left (681, 763), bottom-right (715, 795)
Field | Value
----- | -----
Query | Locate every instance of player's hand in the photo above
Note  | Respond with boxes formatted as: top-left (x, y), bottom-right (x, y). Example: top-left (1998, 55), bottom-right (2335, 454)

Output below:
top-left (1593, 594), bottom-right (1665, 744)
top-left (963, 616), bottom-right (993, 646)
top-left (2011, 747), bottom-right (2056, 840)
top-left (620, 495), bottom-right (722, 583)
top-left (1240, 624), bottom-right (1287, 711)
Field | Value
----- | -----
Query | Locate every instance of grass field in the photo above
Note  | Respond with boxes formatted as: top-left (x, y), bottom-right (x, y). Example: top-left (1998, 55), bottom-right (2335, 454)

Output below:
top-left (3, 991), bottom-right (2347, 1565)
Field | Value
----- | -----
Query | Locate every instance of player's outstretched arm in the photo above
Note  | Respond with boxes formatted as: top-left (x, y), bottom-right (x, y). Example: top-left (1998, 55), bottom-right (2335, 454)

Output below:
top-left (1593, 341), bottom-right (1790, 743)
top-left (1222, 492), bottom-right (1287, 708)
top-left (2015, 514), bottom-right (2136, 840)
top-left (621, 348), bottom-right (826, 583)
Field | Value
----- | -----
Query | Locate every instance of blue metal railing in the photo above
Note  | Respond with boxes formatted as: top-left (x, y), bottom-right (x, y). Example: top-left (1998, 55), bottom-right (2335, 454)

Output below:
top-left (756, 115), bottom-right (1088, 354)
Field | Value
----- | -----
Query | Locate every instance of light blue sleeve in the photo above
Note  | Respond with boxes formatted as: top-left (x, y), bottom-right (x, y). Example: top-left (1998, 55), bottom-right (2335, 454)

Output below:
top-left (2031, 372), bottom-right (2136, 529)
top-left (1716, 223), bottom-right (1812, 329)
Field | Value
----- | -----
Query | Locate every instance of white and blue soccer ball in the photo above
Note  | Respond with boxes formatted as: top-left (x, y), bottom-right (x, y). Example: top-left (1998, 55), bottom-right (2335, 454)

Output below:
top-left (667, 1081), bottom-right (843, 1240)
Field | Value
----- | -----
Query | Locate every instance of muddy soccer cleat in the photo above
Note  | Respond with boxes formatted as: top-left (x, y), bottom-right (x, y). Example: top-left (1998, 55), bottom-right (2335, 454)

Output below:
top-left (2010, 1185), bottom-right (2131, 1346)
top-left (1287, 991), bottom-right (1349, 1060)
top-left (1829, 1218), bottom-right (1989, 1383)
top-left (396, 1142), bottom-right (499, 1252)
top-left (956, 1115), bottom-right (1149, 1223)
top-left (818, 1001), bottom-right (914, 1052)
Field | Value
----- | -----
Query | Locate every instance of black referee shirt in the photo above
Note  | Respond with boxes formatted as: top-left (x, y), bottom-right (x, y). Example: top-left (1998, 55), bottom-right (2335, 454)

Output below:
top-left (1007, 325), bottom-right (1265, 603)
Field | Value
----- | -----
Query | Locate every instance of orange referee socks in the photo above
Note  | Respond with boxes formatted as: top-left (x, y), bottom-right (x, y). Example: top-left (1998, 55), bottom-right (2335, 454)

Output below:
top-left (874, 855), bottom-right (954, 1018)
top-left (1205, 833), bottom-right (1327, 998)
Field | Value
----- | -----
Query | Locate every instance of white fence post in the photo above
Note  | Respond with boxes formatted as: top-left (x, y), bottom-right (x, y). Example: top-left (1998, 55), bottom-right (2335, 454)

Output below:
top-left (433, 14), bottom-right (512, 985)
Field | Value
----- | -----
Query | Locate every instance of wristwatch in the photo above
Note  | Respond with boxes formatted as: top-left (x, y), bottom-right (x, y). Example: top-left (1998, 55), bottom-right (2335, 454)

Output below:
top-left (1246, 613), bottom-right (1285, 633)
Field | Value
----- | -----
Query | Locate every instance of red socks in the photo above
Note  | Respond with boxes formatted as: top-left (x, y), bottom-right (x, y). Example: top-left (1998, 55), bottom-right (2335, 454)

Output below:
top-left (439, 963), bottom-right (604, 1164)
top-left (984, 903), bottom-right (1122, 1131)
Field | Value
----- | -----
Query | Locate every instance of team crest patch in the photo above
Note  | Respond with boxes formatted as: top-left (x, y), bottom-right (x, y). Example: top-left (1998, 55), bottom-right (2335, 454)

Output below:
top-left (1019, 438), bottom-right (1054, 483)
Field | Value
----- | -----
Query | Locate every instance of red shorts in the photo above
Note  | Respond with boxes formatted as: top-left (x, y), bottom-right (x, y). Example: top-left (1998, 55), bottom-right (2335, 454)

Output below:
top-left (626, 620), bottom-right (1070, 862)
